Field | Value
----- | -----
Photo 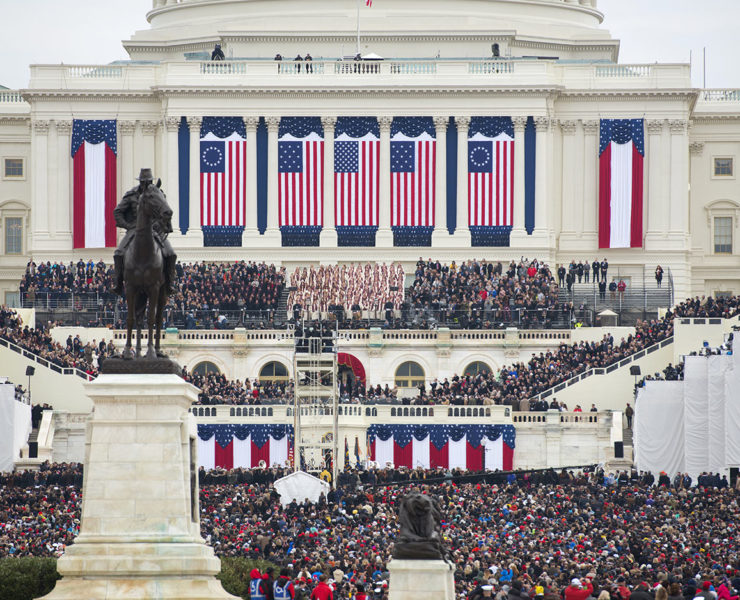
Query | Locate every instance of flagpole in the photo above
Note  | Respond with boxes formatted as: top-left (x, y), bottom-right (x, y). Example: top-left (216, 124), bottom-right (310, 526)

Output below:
top-left (356, 0), bottom-right (361, 57)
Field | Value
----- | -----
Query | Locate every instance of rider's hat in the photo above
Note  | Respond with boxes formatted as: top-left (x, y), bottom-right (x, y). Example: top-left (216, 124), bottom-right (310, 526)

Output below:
top-left (136, 168), bottom-right (154, 181)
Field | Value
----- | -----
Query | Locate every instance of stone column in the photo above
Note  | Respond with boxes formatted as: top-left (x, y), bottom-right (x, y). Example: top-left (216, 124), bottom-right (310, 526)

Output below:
top-left (533, 117), bottom-right (549, 240)
top-left (140, 120), bottom-right (158, 175)
top-left (431, 116), bottom-right (450, 246)
top-left (320, 116), bottom-right (338, 247)
top-left (668, 120), bottom-right (689, 237)
top-left (186, 117), bottom-right (203, 246)
top-left (510, 116), bottom-right (528, 245)
top-left (118, 121), bottom-right (136, 198)
top-left (453, 116), bottom-right (471, 245)
top-left (55, 120), bottom-right (73, 238)
top-left (47, 121), bottom-right (59, 238)
top-left (559, 120), bottom-right (577, 236)
top-left (164, 117), bottom-right (181, 241)
top-left (263, 116), bottom-right (282, 246)
top-left (645, 119), bottom-right (665, 247)
top-left (242, 117), bottom-right (260, 246)
top-left (582, 120), bottom-right (599, 241)
top-left (31, 120), bottom-right (50, 248)
top-left (376, 116), bottom-right (393, 247)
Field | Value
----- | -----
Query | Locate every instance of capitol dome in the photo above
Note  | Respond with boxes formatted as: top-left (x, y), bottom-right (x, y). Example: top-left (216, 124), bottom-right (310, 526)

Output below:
top-left (124, 0), bottom-right (618, 62)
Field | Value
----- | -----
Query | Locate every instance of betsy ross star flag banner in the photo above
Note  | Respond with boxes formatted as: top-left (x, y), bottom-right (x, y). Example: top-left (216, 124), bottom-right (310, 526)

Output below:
top-left (279, 117), bottom-right (324, 227)
top-left (200, 117), bottom-right (247, 227)
top-left (71, 120), bottom-right (117, 249)
top-left (197, 424), bottom-right (293, 470)
top-left (335, 117), bottom-right (380, 227)
top-left (367, 424), bottom-right (515, 471)
top-left (391, 117), bottom-right (436, 227)
top-left (468, 117), bottom-right (515, 227)
top-left (599, 119), bottom-right (644, 248)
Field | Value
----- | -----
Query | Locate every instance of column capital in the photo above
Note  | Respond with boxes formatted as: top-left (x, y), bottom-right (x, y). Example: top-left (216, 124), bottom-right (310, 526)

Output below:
top-left (140, 120), bottom-right (159, 135)
top-left (55, 120), bottom-right (73, 134)
top-left (321, 116), bottom-right (337, 131)
top-left (244, 116), bottom-right (260, 131)
top-left (455, 116), bottom-right (471, 130)
top-left (534, 116), bottom-right (550, 131)
top-left (378, 116), bottom-right (393, 132)
top-left (689, 141), bottom-right (705, 156)
top-left (646, 119), bottom-right (664, 134)
top-left (433, 116), bottom-right (449, 130)
top-left (266, 116), bottom-right (281, 132)
top-left (582, 120), bottom-right (599, 135)
top-left (512, 116), bottom-right (528, 132)
top-left (119, 120), bottom-right (137, 134)
top-left (32, 120), bottom-right (50, 135)
top-left (668, 119), bottom-right (688, 134)
top-left (559, 120), bottom-right (577, 135)
top-left (186, 116), bottom-right (203, 131)
top-left (164, 116), bottom-right (180, 133)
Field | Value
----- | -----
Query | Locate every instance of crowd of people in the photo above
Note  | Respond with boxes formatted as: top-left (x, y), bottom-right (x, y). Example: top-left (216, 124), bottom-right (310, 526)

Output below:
top-left (1, 464), bottom-right (739, 600)
top-left (673, 295), bottom-right (740, 319)
top-left (288, 264), bottom-right (405, 317)
top-left (185, 370), bottom-right (295, 406)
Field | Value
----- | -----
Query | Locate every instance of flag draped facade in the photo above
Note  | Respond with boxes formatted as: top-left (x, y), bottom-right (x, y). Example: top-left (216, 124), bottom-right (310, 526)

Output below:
top-left (468, 117), bottom-right (515, 227)
top-left (391, 117), bottom-right (436, 228)
top-left (335, 117), bottom-right (380, 227)
top-left (200, 117), bottom-right (247, 228)
top-left (71, 120), bottom-right (117, 249)
top-left (278, 117), bottom-right (324, 227)
top-left (197, 424), bottom-right (293, 470)
top-left (598, 119), bottom-right (644, 248)
top-left (367, 424), bottom-right (515, 471)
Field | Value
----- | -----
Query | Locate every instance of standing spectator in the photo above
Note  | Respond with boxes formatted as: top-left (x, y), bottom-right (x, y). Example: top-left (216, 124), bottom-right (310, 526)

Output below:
top-left (625, 403), bottom-right (634, 429)
top-left (592, 259), bottom-right (600, 283)
top-left (305, 52), bottom-right (313, 73)
top-left (294, 54), bottom-right (303, 73)
top-left (598, 279), bottom-right (607, 301)
top-left (655, 265), bottom-right (664, 288)
top-left (600, 259), bottom-right (609, 281)
top-left (617, 279), bottom-right (626, 300)
top-left (583, 261), bottom-right (590, 283)
top-left (311, 575), bottom-right (333, 600)
top-left (609, 279), bottom-right (617, 300)
top-left (211, 44), bottom-right (225, 61)
top-left (576, 261), bottom-right (584, 283)
top-left (558, 265), bottom-right (566, 287)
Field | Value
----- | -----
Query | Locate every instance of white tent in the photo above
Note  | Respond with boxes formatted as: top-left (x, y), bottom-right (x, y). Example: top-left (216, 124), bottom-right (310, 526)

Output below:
top-left (273, 471), bottom-right (330, 506)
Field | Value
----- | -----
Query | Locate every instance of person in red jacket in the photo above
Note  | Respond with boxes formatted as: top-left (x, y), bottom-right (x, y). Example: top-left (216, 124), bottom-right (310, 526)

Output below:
top-left (564, 578), bottom-right (594, 600)
top-left (311, 575), bottom-right (334, 600)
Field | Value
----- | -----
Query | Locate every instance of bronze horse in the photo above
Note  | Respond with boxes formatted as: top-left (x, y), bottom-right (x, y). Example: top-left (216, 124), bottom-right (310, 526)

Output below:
top-left (123, 184), bottom-right (172, 360)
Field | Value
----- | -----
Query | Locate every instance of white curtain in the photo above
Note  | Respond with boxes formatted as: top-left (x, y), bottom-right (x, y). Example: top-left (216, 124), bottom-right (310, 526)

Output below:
top-left (683, 356), bottom-right (710, 478)
top-left (484, 436), bottom-right (504, 471)
top-left (725, 350), bottom-right (740, 465)
top-left (375, 436), bottom-right (394, 467)
top-left (412, 435), bottom-right (431, 469)
top-left (609, 140), bottom-right (633, 248)
top-left (233, 435), bottom-right (251, 469)
top-left (448, 437), bottom-right (467, 470)
top-left (84, 141), bottom-right (106, 248)
top-left (197, 433), bottom-right (215, 470)
top-left (634, 381), bottom-right (685, 478)
top-left (708, 355), bottom-right (729, 473)
top-left (0, 385), bottom-right (32, 473)
top-left (269, 435), bottom-right (289, 468)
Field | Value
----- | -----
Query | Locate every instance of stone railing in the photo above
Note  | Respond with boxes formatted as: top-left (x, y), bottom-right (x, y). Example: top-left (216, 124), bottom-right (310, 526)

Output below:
top-left (0, 90), bottom-right (24, 103)
top-left (594, 64), bottom-right (652, 78)
top-left (513, 410), bottom-right (606, 426)
top-left (700, 90), bottom-right (740, 102)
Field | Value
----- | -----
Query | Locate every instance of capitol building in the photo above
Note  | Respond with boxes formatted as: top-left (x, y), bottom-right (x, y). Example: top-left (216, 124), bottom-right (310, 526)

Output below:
top-left (0, 0), bottom-right (737, 305)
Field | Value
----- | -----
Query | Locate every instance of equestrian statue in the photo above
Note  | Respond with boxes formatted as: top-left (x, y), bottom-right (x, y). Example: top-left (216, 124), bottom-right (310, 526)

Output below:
top-left (112, 168), bottom-right (177, 360)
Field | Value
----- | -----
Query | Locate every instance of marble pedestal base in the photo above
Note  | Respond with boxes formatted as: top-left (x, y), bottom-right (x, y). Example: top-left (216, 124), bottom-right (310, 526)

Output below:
top-left (41, 374), bottom-right (237, 600)
top-left (388, 560), bottom-right (455, 600)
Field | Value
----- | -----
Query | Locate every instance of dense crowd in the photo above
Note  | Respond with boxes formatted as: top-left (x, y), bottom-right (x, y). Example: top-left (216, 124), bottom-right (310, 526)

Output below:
top-left (408, 258), bottom-right (572, 330)
top-left (1, 464), bottom-right (739, 600)
top-left (673, 295), bottom-right (740, 319)
top-left (185, 370), bottom-right (295, 406)
top-left (289, 264), bottom-right (405, 316)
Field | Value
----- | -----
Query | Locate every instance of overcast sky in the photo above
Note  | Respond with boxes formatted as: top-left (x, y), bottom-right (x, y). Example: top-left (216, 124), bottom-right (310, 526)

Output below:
top-left (1, 0), bottom-right (738, 90)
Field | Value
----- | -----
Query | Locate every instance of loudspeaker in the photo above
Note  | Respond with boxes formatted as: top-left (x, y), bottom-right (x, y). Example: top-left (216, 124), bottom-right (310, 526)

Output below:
top-left (614, 441), bottom-right (624, 458)
top-left (25, 366), bottom-right (35, 376)
top-left (629, 365), bottom-right (641, 376)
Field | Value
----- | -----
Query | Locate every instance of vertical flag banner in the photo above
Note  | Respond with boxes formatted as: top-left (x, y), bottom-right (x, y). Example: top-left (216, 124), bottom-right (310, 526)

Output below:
top-left (335, 117), bottom-right (380, 228)
top-left (367, 424), bottom-right (515, 470)
top-left (468, 117), bottom-right (514, 227)
top-left (390, 117), bottom-right (436, 227)
top-left (197, 424), bottom-right (293, 470)
top-left (71, 120), bottom-right (117, 249)
top-left (599, 119), bottom-right (644, 248)
top-left (278, 117), bottom-right (324, 227)
top-left (200, 117), bottom-right (247, 228)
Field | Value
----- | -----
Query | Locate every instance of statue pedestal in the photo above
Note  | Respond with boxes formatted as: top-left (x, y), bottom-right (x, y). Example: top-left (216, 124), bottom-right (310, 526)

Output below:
top-left (40, 374), bottom-right (237, 600)
top-left (388, 560), bottom-right (455, 600)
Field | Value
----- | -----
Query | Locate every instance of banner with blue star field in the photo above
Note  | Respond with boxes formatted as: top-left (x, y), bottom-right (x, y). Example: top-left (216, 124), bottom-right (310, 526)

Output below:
top-left (279, 117), bottom-right (324, 227)
top-left (367, 424), bottom-right (515, 471)
top-left (197, 424), bottom-right (293, 469)
top-left (391, 117), bottom-right (436, 228)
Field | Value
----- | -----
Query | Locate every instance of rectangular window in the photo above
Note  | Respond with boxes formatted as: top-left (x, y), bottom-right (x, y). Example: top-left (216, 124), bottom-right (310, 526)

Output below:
top-left (3, 158), bottom-right (23, 178)
top-left (714, 157), bottom-right (734, 177)
top-left (714, 216), bottom-right (732, 254)
top-left (5, 217), bottom-right (22, 255)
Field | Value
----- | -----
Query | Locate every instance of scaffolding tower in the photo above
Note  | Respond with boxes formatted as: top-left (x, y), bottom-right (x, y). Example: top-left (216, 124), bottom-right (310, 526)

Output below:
top-left (292, 321), bottom-right (339, 483)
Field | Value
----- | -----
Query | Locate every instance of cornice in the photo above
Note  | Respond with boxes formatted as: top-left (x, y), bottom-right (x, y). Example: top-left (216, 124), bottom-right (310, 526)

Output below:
top-left (0, 117), bottom-right (30, 126)
top-left (691, 115), bottom-right (740, 123)
top-left (561, 90), bottom-right (696, 101)
top-left (21, 90), bottom-right (156, 101)
top-left (152, 86), bottom-right (560, 98)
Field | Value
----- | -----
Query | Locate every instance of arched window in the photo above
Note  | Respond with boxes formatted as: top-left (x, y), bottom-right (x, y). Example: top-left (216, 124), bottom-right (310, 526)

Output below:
top-left (394, 361), bottom-right (425, 388)
top-left (192, 361), bottom-right (220, 376)
top-left (259, 361), bottom-right (289, 382)
top-left (463, 361), bottom-right (492, 377)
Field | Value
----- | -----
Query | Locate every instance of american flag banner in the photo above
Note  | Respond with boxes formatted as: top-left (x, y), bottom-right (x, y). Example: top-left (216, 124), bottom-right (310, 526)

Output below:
top-left (599, 119), bottom-right (644, 248)
top-left (391, 117), bottom-right (436, 227)
top-left (468, 117), bottom-right (515, 227)
top-left (367, 424), bottom-right (515, 471)
top-left (335, 117), bottom-right (380, 227)
top-left (71, 120), bottom-right (117, 249)
top-left (197, 424), bottom-right (293, 470)
top-left (279, 117), bottom-right (324, 227)
top-left (200, 117), bottom-right (247, 227)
